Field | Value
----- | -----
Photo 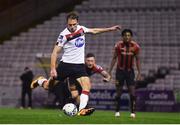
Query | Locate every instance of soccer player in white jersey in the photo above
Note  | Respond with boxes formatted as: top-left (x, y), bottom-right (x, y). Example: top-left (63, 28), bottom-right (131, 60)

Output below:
top-left (31, 12), bottom-right (121, 116)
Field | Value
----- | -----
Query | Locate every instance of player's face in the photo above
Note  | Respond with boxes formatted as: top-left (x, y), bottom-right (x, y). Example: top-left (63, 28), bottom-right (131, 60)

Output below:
top-left (67, 19), bottom-right (78, 33)
top-left (122, 32), bottom-right (132, 43)
top-left (85, 57), bottom-right (95, 68)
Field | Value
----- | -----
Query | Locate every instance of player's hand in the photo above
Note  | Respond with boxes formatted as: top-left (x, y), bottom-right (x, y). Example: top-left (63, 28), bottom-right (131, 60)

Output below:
top-left (103, 77), bottom-right (110, 82)
top-left (136, 73), bottom-right (142, 81)
top-left (110, 25), bottom-right (122, 31)
top-left (50, 68), bottom-right (57, 78)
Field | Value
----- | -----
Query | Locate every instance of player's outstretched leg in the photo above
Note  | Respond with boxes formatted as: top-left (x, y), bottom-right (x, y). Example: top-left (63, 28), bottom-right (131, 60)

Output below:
top-left (76, 77), bottom-right (95, 116)
top-left (77, 107), bottom-right (95, 116)
top-left (77, 90), bottom-right (95, 116)
top-left (31, 76), bottom-right (46, 89)
top-left (31, 76), bottom-right (56, 90)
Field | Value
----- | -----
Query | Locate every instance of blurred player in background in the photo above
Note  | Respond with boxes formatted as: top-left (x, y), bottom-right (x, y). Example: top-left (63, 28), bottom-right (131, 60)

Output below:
top-left (108, 29), bottom-right (141, 118)
top-left (20, 67), bottom-right (34, 109)
top-left (68, 53), bottom-right (111, 104)
top-left (31, 12), bottom-right (121, 116)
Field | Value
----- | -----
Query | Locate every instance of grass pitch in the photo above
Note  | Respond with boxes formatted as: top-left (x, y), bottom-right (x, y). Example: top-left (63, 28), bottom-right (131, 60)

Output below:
top-left (0, 108), bottom-right (179, 124)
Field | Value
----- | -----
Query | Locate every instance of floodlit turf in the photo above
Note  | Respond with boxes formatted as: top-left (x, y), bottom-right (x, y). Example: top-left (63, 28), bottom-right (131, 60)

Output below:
top-left (0, 108), bottom-right (179, 124)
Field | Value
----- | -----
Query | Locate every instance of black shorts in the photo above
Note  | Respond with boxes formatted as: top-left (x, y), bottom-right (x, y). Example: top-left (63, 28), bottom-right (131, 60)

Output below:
top-left (116, 68), bottom-right (135, 86)
top-left (56, 61), bottom-right (88, 82)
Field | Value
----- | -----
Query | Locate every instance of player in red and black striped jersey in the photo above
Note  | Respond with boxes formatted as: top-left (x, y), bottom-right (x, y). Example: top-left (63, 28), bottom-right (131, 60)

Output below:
top-left (108, 29), bottom-right (142, 118)
top-left (68, 53), bottom-right (111, 105)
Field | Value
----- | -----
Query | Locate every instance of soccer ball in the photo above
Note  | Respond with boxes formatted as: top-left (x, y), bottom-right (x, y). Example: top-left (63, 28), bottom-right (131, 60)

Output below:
top-left (62, 103), bottom-right (78, 116)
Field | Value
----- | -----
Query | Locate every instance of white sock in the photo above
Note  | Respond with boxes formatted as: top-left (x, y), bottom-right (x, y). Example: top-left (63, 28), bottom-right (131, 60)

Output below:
top-left (79, 91), bottom-right (89, 111)
top-left (38, 79), bottom-right (47, 86)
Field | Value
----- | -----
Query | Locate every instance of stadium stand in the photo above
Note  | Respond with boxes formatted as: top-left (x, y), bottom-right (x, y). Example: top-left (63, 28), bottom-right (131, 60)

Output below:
top-left (0, 0), bottom-right (179, 107)
top-left (0, 0), bottom-right (25, 12)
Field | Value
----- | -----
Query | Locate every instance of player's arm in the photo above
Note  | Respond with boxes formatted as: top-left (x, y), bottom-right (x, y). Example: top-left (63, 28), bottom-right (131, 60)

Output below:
top-left (135, 53), bottom-right (142, 81)
top-left (50, 45), bottom-right (62, 78)
top-left (100, 70), bottom-right (111, 82)
top-left (108, 47), bottom-right (118, 76)
top-left (88, 25), bottom-right (121, 34)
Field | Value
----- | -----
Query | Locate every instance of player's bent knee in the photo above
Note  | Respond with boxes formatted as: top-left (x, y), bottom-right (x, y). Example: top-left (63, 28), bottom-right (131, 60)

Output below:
top-left (77, 77), bottom-right (91, 91)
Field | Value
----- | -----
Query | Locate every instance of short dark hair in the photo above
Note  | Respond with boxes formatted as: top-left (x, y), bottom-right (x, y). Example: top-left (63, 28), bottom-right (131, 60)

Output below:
top-left (86, 53), bottom-right (95, 58)
top-left (121, 29), bottom-right (133, 36)
top-left (66, 12), bottom-right (79, 22)
top-left (24, 67), bottom-right (29, 71)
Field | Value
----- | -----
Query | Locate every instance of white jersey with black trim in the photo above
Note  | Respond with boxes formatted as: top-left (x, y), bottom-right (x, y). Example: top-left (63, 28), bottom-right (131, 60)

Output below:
top-left (56, 25), bottom-right (89, 64)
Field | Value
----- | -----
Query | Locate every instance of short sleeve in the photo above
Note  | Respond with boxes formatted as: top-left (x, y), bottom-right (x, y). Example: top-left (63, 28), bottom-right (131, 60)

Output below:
top-left (94, 65), bottom-right (104, 73)
top-left (81, 26), bottom-right (90, 33)
top-left (56, 34), bottom-right (67, 47)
